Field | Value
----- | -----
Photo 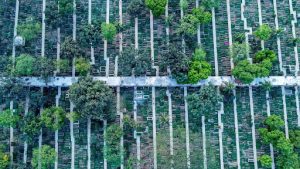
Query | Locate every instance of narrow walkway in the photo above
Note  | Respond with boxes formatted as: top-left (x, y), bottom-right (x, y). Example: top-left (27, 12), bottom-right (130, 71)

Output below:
top-left (12, 0), bottom-right (19, 63)
top-left (104, 0), bottom-right (110, 77)
top-left (184, 87), bottom-right (191, 168)
top-left (88, 0), bottom-right (95, 64)
top-left (55, 87), bottom-right (61, 169)
top-left (41, 0), bottom-right (46, 57)
top-left (295, 87), bottom-right (300, 126)
top-left (23, 95), bottom-right (29, 164)
top-left (166, 89), bottom-right (174, 167)
top-left (196, 0), bottom-right (201, 45)
top-left (273, 0), bottom-right (283, 72)
top-left (288, 0), bottom-right (299, 73)
top-left (104, 120), bottom-right (107, 169)
top-left (249, 86), bottom-right (258, 169)
top-left (72, 0), bottom-right (76, 77)
top-left (218, 92), bottom-right (224, 169)
top-left (202, 116), bottom-right (207, 169)
top-left (9, 101), bottom-right (14, 168)
top-left (266, 91), bottom-right (275, 169)
top-left (117, 87), bottom-right (124, 169)
top-left (87, 118), bottom-right (91, 169)
top-left (226, 0), bottom-right (234, 69)
top-left (70, 102), bottom-right (75, 169)
top-left (133, 87), bottom-right (141, 169)
top-left (152, 87), bottom-right (157, 169)
top-left (241, 0), bottom-right (253, 60)
top-left (281, 86), bottom-right (289, 138)
top-left (212, 8), bottom-right (218, 76)
top-left (256, 0), bottom-right (265, 48)
top-left (150, 11), bottom-right (159, 76)
top-left (233, 89), bottom-right (241, 169)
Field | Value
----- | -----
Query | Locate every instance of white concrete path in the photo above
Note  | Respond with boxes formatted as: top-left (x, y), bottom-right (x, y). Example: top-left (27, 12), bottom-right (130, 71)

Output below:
top-left (273, 0), bottom-right (284, 72)
top-left (281, 86), bottom-right (289, 138)
top-left (117, 87), bottom-right (124, 169)
top-left (184, 87), bottom-right (191, 169)
top-left (12, 0), bottom-right (19, 63)
top-left (266, 91), bottom-right (275, 169)
top-left (55, 87), bottom-right (61, 169)
top-left (226, 0), bottom-right (234, 69)
top-left (166, 89), bottom-right (174, 168)
top-left (202, 116), bottom-right (207, 169)
top-left (9, 101), bottom-right (14, 168)
top-left (233, 89), bottom-right (241, 169)
top-left (212, 8), bottom-right (219, 76)
top-left (72, 0), bottom-right (76, 77)
top-left (70, 102), bottom-right (75, 169)
top-left (87, 118), bottom-right (91, 169)
top-left (295, 87), bottom-right (300, 126)
top-left (41, 0), bottom-right (46, 57)
top-left (133, 87), bottom-right (141, 169)
top-left (150, 11), bottom-right (159, 76)
top-left (288, 0), bottom-right (299, 73)
top-left (23, 95), bottom-right (29, 164)
top-left (218, 90), bottom-right (224, 169)
top-left (249, 86), bottom-right (258, 169)
top-left (104, 120), bottom-right (108, 169)
top-left (104, 0), bottom-right (110, 77)
top-left (152, 87), bottom-right (157, 169)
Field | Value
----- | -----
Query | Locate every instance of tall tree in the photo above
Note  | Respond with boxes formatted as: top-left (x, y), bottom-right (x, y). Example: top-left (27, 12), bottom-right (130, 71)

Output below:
top-left (31, 145), bottom-right (56, 169)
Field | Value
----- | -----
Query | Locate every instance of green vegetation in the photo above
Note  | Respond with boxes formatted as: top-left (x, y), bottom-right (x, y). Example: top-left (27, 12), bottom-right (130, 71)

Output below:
top-left (75, 57), bottom-right (91, 76)
top-left (101, 23), bottom-right (117, 42)
top-left (259, 115), bottom-right (300, 169)
top-left (41, 106), bottom-right (66, 131)
top-left (31, 145), bottom-right (56, 169)
top-left (177, 7), bottom-right (211, 37)
top-left (127, 0), bottom-right (146, 17)
top-left (258, 155), bottom-right (272, 168)
top-left (254, 24), bottom-right (273, 41)
top-left (15, 54), bottom-right (36, 76)
top-left (68, 76), bottom-right (115, 120)
top-left (61, 37), bottom-right (82, 59)
top-left (188, 85), bottom-right (223, 121)
top-left (0, 109), bottom-right (19, 128)
top-left (104, 124), bottom-right (124, 169)
top-left (145, 0), bottom-right (167, 17)
top-left (230, 42), bottom-right (250, 64)
top-left (0, 145), bottom-right (9, 169)
top-left (201, 0), bottom-right (221, 9)
top-left (17, 19), bottom-right (41, 41)
top-left (21, 113), bottom-right (42, 139)
top-left (188, 48), bottom-right (212, 84)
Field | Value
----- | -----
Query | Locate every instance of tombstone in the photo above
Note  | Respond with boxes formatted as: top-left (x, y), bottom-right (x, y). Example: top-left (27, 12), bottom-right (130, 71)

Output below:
top-left (14, 36), bottom-right (25, 46)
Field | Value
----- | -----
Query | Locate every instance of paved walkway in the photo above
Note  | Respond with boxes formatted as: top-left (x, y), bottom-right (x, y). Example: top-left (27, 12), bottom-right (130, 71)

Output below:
top-left (202, 116), bottom-right (207, 169)
top-left (282, 86), bottom-right (289, 138)
top-left (23, 95), bottom-right (29, 164)
top-left (184, 87), bottom-right (191, 168)
top-left (166, 89), bottom-right (174, 167)
top-left (273, 0), bottom-right (283, 72)
top-left (152, 87), bottom-right (157, 169)
top-left (70, 102), bottom-right (75, 169)
top-left (249, 86), bottom-right (258, 169)
top-left (12, 0), bottom-right (19, 63)
top-left (266, 91), bottom-right (275, 169)
top-left (55, 87), bottom-right (61, 169)
top-left (295, 87), bottom-right (300, 126)
top-left (233, 89), bottom-right (241, 169)
top-left (18, 76), bottom-right (300, 87)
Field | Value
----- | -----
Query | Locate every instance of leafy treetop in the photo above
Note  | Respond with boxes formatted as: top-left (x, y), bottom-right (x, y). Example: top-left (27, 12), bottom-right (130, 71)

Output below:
top-left (145, 0), bottom-right (167, 17)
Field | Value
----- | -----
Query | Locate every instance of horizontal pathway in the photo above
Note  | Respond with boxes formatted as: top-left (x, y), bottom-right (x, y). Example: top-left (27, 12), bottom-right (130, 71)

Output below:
top-left (15, 76), bottom-right (300, 87)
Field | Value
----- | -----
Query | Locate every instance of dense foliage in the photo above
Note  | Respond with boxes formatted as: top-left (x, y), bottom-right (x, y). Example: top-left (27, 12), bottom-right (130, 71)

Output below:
top-left (127, 0), bottom-right (146, 17)
top-left (0, 146), bottom-right (9, 169)
top-left (104, 124), bottom-right (124, 168)
top-left (31, 145), bottom-right (56, 169)
top-left (61, 37), bottom-right (82, 60)
top-left (0, 109), bottom-right (19, 128)
top-left (68, 76), bottom-right (115, 120)
top-left (75, 57), bottom-right (91, 76)
top-left (145, 0), bottom-right (167, 17)
top-left (254, 24), bottom-right (273, 41)
top-left (258, 115), bottom-right (300, 169)
top-left (21, 113), bottom-right (42, 139)
top-left (15, 54), bottom-right (36, 76)
top-left (188, 85), bottom-right (223, 121)
top-left (101, 23), bottom-right (117, 42)
top-left (41, 106), bottom-right (66, 131)
top-left (17, 19), bottom-right (41, 41)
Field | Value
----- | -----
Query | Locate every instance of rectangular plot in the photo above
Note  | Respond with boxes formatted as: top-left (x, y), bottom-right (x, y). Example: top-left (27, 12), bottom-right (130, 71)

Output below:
top-left (285, 87), bottom-right (298, 129)
top-left (236, 87), bottom-right (254, 169)
top-left (269, 87), bottom-right (284, 119)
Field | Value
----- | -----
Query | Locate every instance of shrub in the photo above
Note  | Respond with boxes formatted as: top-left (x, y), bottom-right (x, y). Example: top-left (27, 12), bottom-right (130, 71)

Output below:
top-left (55, 59), bottom-right (70, 73)
top-left (254, 24), bottom-right (273, 41)
top-left (15, 54), bottom-right (36, 76)
top-left (0, 109), bottom-right (19, 128)
top-left (61, 37), bottom-right (82, 59)
top-left (17, 19), bottom-right (41, 41)
top-left (75, 57), bottom-right (91, 76)
top-left (230, 43), bottom-right (250, 64)
top-left (21, 113), bottom-right (42, 139)
top-left (127, 0), bottom-right (146, 17)
top-left (31, 145), bottom-right (56, 169)
top-left (0, 146), bottom-right (9, 169)
top-left (145, 0), bottom-right (167, 17)
top-left (34, 57), bottom-right (55, 81)
top-left (41, 106), bottom-right (66, 131)
top-left (254, 49), bottom-right (276, 63)
top-left (101, 23), bottom-right (117, 42)
top-left (258, 155), bottom-right (272, 168)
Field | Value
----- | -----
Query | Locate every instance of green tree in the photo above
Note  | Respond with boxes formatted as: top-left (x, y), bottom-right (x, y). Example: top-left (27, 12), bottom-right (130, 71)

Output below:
top-left (104, 124), bottom-right (124, 169)
top-left (101, 23), bottom-right (117, 42)
top-left (254, 49), bottom-right (276, 63)
top-left (78, 23), bottom-right (101, 48)
top-left (264, 115), bottom-right (285, 131)
top-left (145, 0), bottom-right (167, 17)
top-left (230, 43), bottom-right (250, 64)
top-left (21, 113), bottom-right (42, 139)
top-left (188, 85), bottom-right (223, 120)
top-left (61, 37), bottom-right (82, 60)
top-left (118, 47), bottom-right (136, 76)
top-left (17, 19), bottom-right (41, 41)
top-left (41, 106), bottom-right (66, 131)
top-left (188, 48), bottom-right (212, 84)
top-left (0, 109), bottom-right (19, 128)
top-left (31, 145), bottom-right (56, 169)
top-left (34, 57), bottom-right (55, 81)
top-left (134, 49), bottom-right (152, 76)
top-left (15, 54), bottom-right (36, 76)
top-left (201, 0), bottom-right (221, 9)
top-left (254, 24), bottom-right (273, 41)
top-left (127, 0), bottom-right (146, 17)
top-left (75, 57), bottom-right (91, 76)
top-left (55, 59), bottom-right (70, 73)
top-left (68, 76), bottom-right (116, 120)
top-left (289, 129), bottom-right (300, 148)
top-left (277, 152), bottom-right (299, 169)
top-left (259, 155), bottom-right (272, 168)
top-left (0, 145), bottom-right (9, 169)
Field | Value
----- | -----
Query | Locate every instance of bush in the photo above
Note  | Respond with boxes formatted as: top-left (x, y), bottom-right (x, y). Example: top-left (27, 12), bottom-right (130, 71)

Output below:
top-left (254, 24), bottom-right (273, 41)
top-left (259, 155), bottom-right (272, 168)
top-left (34, 57), bottom-right (55, 81)
top-left (0, 109), bottom-right (19, 128)
top-left (127, 0), bottom-right (146, 17)
top-left (101, 23), bottom-right (117, 42)
top-left (15, 54), bottom-right (36, 76)
top-left (145, 0), bottom-right (167, 17)
top-left (254, 49), bottom-right (276, 63)
top-left (17, 19), bottom-right (41, 41)
top-left (230, 43), bottom-right (250, 64)
top-left (21, 113), bottom-right (42, 139)
top-left (61, 37), bottom-right (82, 59)
top-left (55, 59), bottom-right (70, 73)
top-left (31, 145), bottom-right (56, 169)
top-left (0, 146), bottom-right (9, 169)
top-left (41, 106), bottom-right (66, 131)
top-left (201, 0), bottom-right (220, 9)
top-left (75, 58), bottom-right (91, 76)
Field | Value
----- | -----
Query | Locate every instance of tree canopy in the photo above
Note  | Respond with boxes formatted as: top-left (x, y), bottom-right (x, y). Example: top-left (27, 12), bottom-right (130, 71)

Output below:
top-left (101, 23), bottom-right (117, 42)
top-left (254, 24), bottom-right (273, 41)
top-left (127, 0), bottom-right (146, 17)
top-left (0, 109), bottom-right (19, 128)
top-left (0, 145), bottom-right (9, 169)
top-left (31, 145), bottom-right (56, 169)
top-left (68, 76), bottom-right (116, 120)
top-left (41, 106), bottom-right (66, 131)
top-left (145, 0), bottom-right (167, 17)
top-left (17, 19), bottom-right (41, 41)
top-left (61, 37), bottom-right (82, 60)
top-left (75, 57), bottom-right (91, 76)
top-left (15, 54), bottom-right (36, 76)
top-left (258, 155), bottom-right (272, 168)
